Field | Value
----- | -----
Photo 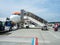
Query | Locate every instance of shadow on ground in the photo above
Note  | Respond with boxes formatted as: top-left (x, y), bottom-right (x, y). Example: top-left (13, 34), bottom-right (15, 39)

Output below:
top-left (0, 32), bottom-right (11, 35)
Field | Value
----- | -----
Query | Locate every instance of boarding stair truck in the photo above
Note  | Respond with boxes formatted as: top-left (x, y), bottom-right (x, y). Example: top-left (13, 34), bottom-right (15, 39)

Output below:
top-left (24, 12), bottom-right (48, 28)
top-left (24, 16), bottom-right (44, 28)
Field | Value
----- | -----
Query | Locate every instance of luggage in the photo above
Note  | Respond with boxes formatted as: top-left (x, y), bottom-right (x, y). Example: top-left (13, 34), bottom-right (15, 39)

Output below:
top-left (54, 28), bottom-right (58, 31)
top-left (5, 26), bottom-right (10, 31)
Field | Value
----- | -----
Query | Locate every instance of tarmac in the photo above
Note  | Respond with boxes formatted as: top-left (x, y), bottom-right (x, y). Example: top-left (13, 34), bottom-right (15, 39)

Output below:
top-left (0, 28), bottom-right (60, 45)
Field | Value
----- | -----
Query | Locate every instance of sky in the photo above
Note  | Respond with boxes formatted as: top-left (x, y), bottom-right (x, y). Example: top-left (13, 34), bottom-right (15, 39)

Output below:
top-left (0, 0), bottom-right (60, 22)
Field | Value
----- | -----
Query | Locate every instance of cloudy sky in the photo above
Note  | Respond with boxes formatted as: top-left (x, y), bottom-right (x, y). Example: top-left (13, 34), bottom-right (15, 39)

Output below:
top-left (0, 0), bottom-right (60, 22)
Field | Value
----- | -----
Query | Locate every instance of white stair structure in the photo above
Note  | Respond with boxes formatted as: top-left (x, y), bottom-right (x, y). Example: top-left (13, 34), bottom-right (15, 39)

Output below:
top-left (24, 16), bottom-right (45, 26)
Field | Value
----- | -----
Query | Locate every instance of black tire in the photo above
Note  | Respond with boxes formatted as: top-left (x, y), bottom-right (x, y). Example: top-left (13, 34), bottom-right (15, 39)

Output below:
top-left (26, 26), bottom-right (29, 28)
top-left (46, 29), bottom-right (48, 30)
top-left (41, 28), bottom-right (43, 30)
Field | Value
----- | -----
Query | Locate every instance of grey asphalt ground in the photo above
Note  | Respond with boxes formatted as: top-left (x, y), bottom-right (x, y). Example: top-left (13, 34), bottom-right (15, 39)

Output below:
top-left (0, 28), bottom-right (60, 45)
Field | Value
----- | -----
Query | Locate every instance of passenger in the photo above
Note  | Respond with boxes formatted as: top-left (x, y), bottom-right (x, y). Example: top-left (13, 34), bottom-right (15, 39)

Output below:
top-left (11, 22), bottom-right (15, 27)
top-left (54, 24), bottom-right (58, 31)
top-left (5, 18), bottom-right (12, 31)
top-left (11, 22), bottom-right (17, 30)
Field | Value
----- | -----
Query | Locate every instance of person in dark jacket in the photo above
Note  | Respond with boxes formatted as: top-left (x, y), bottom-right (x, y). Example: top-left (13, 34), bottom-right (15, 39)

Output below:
top-left (5, 18), bottom-right (12, 31)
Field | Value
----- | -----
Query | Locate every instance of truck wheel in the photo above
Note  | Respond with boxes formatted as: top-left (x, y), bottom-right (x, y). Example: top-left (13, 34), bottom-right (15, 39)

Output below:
top-left (26, 26), bottom-right (29, 28)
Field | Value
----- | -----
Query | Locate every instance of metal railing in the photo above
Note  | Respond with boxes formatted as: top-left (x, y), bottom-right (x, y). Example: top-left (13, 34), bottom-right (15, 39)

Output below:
top-left (25, 12), bottom-right (48, 24)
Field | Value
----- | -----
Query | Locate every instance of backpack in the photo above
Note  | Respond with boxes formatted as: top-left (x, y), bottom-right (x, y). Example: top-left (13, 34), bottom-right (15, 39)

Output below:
top-left (5, 21), bottom-right (12, 26)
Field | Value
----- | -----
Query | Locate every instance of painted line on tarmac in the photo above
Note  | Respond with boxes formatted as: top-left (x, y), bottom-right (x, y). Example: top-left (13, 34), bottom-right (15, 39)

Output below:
top-left (35, 37), bottom-right (38, 45)
top-left (32, 38), bottom-right (35, 45)
top-left (39, 40), bottom-right (50, 43)
top-left (32, 37), bottom-right (38, 45)
top-left (49, 31), bottom-right (60, 39)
